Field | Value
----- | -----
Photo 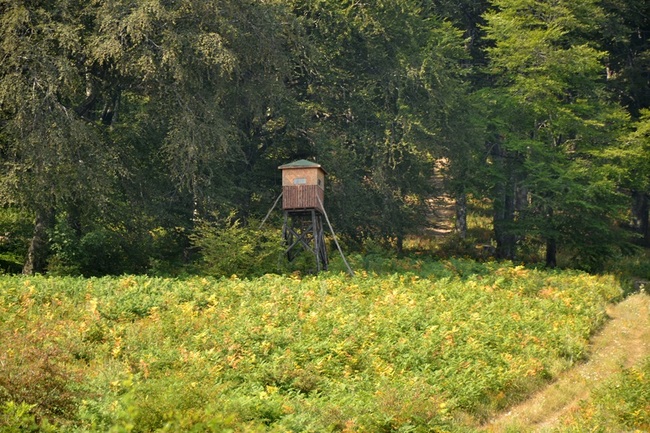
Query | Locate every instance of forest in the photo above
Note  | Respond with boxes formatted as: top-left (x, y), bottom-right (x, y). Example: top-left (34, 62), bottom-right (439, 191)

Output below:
top-left (1, 0), bottom-right (650, 276)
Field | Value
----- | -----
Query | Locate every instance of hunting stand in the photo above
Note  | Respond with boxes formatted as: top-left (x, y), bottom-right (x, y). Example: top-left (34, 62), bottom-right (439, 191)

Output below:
top-left (260, 160), bottom-right (353, 275)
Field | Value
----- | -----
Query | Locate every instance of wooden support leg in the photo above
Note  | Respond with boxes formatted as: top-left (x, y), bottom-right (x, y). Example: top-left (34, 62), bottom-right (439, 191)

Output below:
top-left (282, 210), bottom-right (331, 274)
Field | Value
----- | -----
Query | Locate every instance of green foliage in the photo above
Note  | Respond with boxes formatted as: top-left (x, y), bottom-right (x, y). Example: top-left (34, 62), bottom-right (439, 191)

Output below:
top-left (285, 0), bottom-right (469, 245)
top-left (599, 111), bottom-right (650, 247)
top-left (190, 213), bottom-right (286, 278)
top-left (48, 213), bottom-right (157, 277)
top-left (604, 248), bottom-right (650, 295)
top-left (0, 262), bottom-right (623, 430)
top-left (0, 401), bottom-right (55, 433)
top-left (0, 208), bottom-right (31, 273)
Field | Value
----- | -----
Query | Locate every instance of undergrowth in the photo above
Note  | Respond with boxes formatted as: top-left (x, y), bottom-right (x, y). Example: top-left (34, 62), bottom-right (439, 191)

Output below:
top-left (0, 260), bottom-right (623, 432)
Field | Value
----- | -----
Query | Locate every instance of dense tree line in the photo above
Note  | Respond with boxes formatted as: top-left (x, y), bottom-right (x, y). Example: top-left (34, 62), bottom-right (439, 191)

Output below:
top-left (0, 0), bottom-right (648, 276)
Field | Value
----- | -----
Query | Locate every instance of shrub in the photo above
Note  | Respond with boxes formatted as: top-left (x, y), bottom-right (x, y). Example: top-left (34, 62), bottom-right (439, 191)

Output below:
top-left (0, 327), bottom-right (82, 424)
top-left (605, 248), bottom-right (650, 295)
top-left (0, 401), bottom-right (57, 433)
top-left (190, 212), bottom-right (285, 278)
top-left (0, 207), bottom-right (32, 274)
top-left (48, 213), bottom-right (159, 277)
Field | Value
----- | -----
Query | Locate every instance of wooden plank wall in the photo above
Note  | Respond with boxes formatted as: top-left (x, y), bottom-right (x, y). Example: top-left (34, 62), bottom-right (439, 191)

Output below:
top-left (282, 185), bottom-right (324, 212)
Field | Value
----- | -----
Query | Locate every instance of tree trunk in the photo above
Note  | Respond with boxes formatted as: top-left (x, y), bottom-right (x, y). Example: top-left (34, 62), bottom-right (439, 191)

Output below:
top-left (495, 189), bottom-right (516, 260)
top-left (631, 190), bottom-right (649, 246)
top-left (545, 207), bottom-right (557, 268)
top-left (546, 236), bottom-right (557, 268)
top-left (492, 143), bottom-right (516, 260)
top-left (101, 88), bottom-right (121, 125)
top-left (396, 234), bottom-right (404, 254)
top-left (455, 190), bottom-right (467, 240)
top-left (23, 208), bottom-right (54, 275)
top-left (515, 184), bottom-right (528, 213)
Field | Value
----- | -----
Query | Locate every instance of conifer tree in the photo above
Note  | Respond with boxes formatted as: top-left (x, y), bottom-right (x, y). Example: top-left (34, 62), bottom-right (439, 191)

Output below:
top-left (482, 0), bottom-right (629, 269)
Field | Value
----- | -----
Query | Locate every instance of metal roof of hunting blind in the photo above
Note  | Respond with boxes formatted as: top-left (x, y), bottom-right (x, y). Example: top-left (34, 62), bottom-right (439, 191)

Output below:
top-left (278, 159), bottom-right (327, 173)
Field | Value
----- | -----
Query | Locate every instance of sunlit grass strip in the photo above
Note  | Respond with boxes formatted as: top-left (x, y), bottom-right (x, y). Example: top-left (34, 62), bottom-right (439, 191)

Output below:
top-left (554, 356), bottom-right (650, 432)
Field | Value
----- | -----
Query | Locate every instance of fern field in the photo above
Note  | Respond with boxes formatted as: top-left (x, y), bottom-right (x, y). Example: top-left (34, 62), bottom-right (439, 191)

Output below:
top-left (0, 260), bottom-right (625, 432)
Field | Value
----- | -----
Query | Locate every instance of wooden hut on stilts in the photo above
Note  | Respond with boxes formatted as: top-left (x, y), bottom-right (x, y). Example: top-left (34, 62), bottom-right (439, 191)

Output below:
top-left (260, 159), bottom-right (353, 275)
top-left (279, 159), bottom-right (328, 272)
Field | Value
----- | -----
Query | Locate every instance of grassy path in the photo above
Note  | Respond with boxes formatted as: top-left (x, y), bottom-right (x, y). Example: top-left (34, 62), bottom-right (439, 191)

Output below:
top-left (482, 291), bottom-right (650, 432)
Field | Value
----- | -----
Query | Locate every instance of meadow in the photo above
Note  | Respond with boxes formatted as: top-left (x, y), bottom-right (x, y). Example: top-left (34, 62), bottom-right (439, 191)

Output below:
top-left (0, 259), bottom-right (645, 432)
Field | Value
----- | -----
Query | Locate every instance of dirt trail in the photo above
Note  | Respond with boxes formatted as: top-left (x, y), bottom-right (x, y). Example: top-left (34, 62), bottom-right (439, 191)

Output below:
top-left (481, 291), bottom-right (650, 432)
top-left (424, 159), bottom-right (456, 238)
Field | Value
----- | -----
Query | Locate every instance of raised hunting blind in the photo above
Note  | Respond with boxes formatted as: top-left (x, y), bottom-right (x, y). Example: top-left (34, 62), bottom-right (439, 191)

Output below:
top-left (279, 159), bottom-right (326, 213)
top-left (259, 160), bottom-right (353, 275)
